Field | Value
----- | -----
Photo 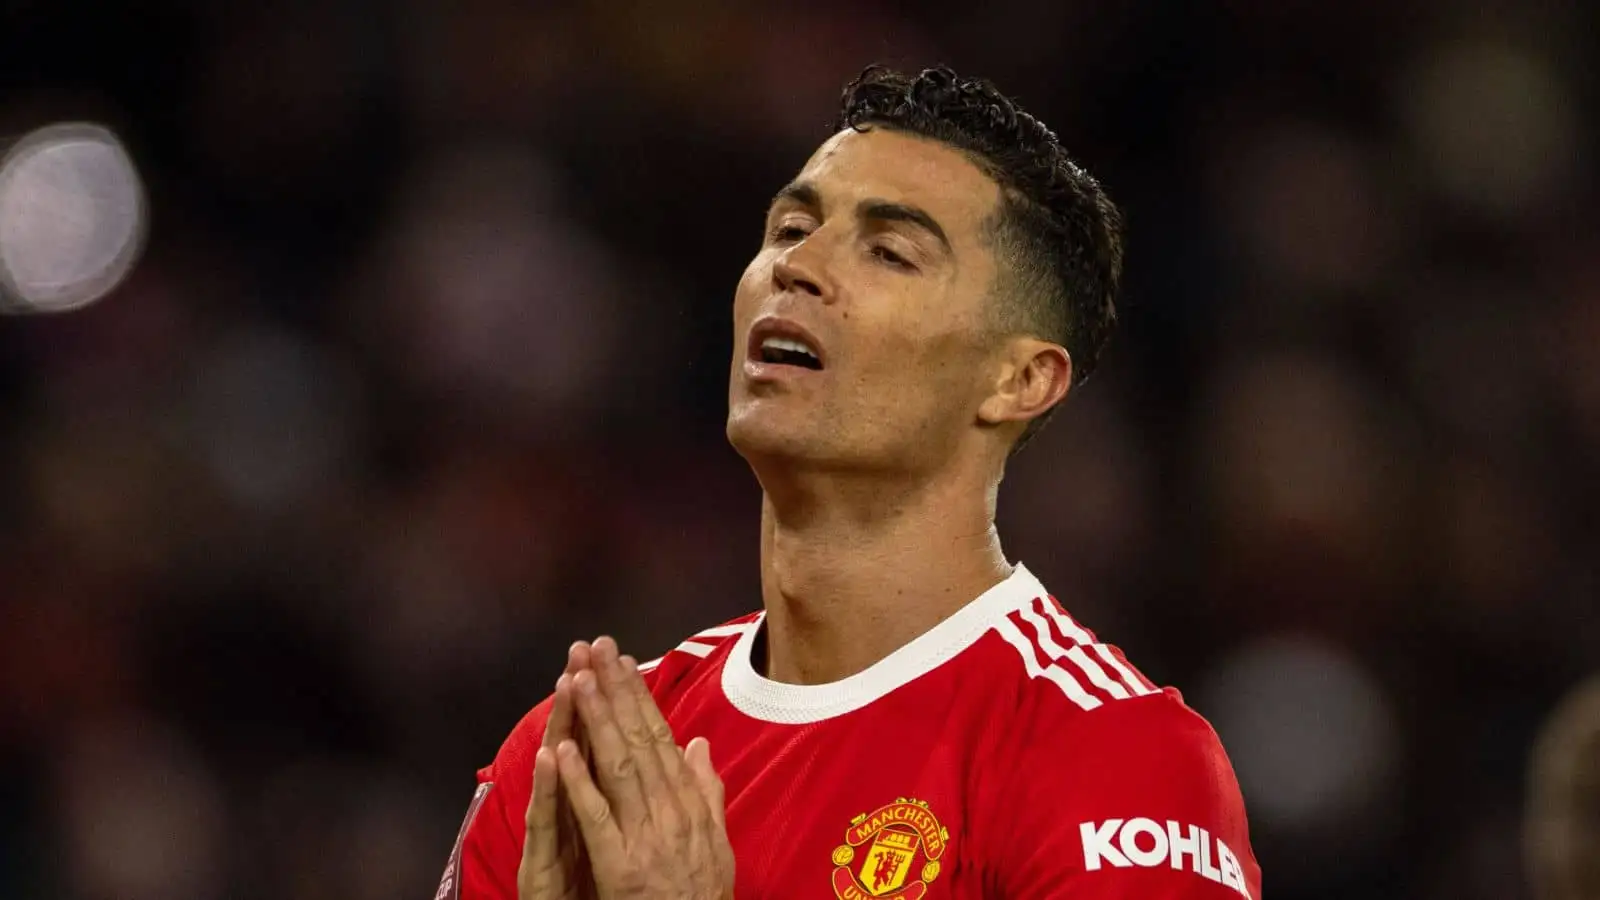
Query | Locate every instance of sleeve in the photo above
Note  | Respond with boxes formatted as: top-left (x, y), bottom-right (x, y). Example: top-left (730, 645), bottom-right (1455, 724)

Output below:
top-left (987, 692), bottom-right (1263, 899)
top-left (436, 695), bottom-right (555, 900)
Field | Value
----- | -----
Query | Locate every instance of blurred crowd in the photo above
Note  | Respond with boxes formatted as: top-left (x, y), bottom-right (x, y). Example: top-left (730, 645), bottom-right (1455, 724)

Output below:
top-left (1, 1), bottom-right (1596, 898)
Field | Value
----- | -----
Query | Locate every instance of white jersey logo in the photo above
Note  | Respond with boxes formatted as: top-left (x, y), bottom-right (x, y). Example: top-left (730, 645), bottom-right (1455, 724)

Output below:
top-left (1079, 818), bottom-right (1251, 898)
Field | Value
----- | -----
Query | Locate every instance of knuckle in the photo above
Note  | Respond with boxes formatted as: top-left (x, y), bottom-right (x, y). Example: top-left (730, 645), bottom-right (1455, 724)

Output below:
top-left (621, 725), bottom-right (652, 749)
top-left (516, 865), bottom-right (550, 894)
top-left (606, 756), bottom-right (636, 781)
top-left (687, 801), bottom-right (710, 829)
top-left (660, 811), bottom-right (687, 841)
top-left (677, 769), bottom-right (702, 794)
top-left (648, 721), bottom-right (675, 743)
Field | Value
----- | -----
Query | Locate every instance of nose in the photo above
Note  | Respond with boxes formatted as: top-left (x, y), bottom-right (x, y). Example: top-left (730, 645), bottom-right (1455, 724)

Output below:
top-left (772, 242), bottom-right (829, 301)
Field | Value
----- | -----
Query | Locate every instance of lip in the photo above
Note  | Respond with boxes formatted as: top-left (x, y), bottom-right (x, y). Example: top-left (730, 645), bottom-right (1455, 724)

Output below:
top-left (746, 316), bottom-right (827, 372)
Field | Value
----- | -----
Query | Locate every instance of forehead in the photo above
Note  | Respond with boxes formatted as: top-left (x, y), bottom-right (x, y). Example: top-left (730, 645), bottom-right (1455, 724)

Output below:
top-left (793, 128), bottom-right (1001, 236)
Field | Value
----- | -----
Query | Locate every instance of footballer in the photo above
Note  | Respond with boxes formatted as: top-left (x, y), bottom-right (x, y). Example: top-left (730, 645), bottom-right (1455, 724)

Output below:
top-left (437, 65), bottom-right (1262, 900)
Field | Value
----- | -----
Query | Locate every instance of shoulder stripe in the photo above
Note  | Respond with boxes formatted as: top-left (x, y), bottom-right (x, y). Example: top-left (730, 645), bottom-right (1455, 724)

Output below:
top-left (1017, 603), bottom-right (1071, 659)
top-left (997, 596), bottom-right (1160, 707)
top-left (1040, 596), bottom-right (1095, 643)
top-left (1091, 642), bottom-right (1157, 696)
top-left (679, 620), bottom-right (759, 658)
top-left (643, 619), bottom-right (760, 672)
top-left (676, 640), bottom-right (716, 658)
top-left (1039, 598), bottom-right (1158, 697)
top-left (1019, 604), bottom-right (1132, 700)
top-left (692, 622), bottom-right (759, 640)
top-left (994, 615), bottom-right (1103, 711)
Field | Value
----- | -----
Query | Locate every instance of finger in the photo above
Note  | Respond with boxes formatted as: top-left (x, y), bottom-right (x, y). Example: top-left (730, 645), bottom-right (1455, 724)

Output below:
top-left (545, 667), bottom-right (595, 773)
top-left (542, 635), bottom-right (595, 753)
top-left (541, 674), bottom-right (576, 750)
top-left (620, 654), bottom-right (685, 781)
top-left (571, 668), bottom-right (648, 825)
top-left (684, 736), bottom-right (727, 830)
top-left (557, 642), bottom-right (593, 756)
top-left (592, 639), bottom-right (672, 796)
top-left (555, 739), bottom-right (622, 864)
top-left (683, 738), bottom-right (736, 886)
top-left (566, 640), bottom-right (593, 676)
top-left (519, 747), bottom-right (562, 897)
top-left (620, 652), bottom-right (703, 821)
top-left (541, 674), bottom-right (590, 861)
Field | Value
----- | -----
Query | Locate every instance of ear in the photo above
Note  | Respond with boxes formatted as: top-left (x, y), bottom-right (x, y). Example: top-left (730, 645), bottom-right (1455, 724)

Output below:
top-left (977, 338), bottom-right (1073, 428)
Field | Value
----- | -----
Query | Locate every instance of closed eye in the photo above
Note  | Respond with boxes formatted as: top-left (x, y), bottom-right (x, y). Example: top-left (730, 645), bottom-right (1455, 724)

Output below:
top-left (871, 245), bottom-right (916, 271)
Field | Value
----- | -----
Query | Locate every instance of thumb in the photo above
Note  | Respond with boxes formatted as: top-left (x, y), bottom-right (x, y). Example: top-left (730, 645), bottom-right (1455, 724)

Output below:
top-left (685, 737), bottom-right (726, 828)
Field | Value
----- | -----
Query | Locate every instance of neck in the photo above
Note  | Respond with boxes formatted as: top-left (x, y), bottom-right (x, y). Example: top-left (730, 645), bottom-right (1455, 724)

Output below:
top-left (752, 460), bottom-right (1011, 685)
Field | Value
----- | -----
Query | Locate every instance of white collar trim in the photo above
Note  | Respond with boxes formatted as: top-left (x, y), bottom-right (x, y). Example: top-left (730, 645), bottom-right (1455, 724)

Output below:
top-left (720, 563), bottom-right (1046, 724)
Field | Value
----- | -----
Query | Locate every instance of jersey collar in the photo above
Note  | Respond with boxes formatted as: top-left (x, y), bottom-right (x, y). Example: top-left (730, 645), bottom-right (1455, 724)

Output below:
top-left (720, 562), bottom-right (1046, 724)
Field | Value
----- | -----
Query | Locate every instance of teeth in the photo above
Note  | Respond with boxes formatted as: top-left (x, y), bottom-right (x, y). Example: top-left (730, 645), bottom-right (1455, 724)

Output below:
top-left (761, 336), bottom-right (816, 358)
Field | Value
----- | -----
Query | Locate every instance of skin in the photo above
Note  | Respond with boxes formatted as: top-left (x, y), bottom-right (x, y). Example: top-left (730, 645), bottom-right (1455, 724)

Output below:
top-left (522, 126), bottom-right (1077, 900)
top-left (519, 644), bottom-right (597, 900)
top-left (525, 640), bottom-right (734, 900)
top-left (727, 126), bottom-right (1073, 684)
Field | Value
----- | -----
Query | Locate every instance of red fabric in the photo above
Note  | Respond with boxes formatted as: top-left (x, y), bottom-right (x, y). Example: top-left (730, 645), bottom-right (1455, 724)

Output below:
top-left (445, 608), bottom-right (1261, 899)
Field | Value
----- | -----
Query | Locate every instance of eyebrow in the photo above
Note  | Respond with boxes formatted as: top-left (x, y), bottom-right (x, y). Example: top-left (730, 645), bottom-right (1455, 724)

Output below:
top-left (859, 200), bottom-right (951, 256)
top-left (770, 181), bottom-right (953, 257)
top-left (772, 181), bottom-right (820, 210)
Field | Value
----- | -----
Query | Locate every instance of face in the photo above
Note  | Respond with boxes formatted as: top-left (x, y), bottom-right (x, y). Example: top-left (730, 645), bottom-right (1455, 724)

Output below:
top-left (726, 127), bottom-right (1015, 474)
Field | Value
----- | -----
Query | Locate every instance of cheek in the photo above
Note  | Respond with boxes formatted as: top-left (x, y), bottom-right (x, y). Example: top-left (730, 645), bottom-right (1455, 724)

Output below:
top-left (734, 255), bottom-right (769, 313)
top-left (894, 317), bottom-right (986, 383)
top-left (853, 323), bottom-right (982, 415)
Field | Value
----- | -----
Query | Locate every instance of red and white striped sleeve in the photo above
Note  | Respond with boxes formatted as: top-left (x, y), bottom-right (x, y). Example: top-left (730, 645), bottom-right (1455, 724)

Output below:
top-left (980, 596), bottom-right (1263, 899)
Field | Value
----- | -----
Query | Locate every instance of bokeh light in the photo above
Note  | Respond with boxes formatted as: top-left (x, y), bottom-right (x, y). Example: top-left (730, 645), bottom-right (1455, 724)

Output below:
top-left (0, 122), bottom-right (146, 314)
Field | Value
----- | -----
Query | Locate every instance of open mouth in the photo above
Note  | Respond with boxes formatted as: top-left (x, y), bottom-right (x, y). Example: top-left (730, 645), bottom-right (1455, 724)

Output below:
top-left (758, 336), bottom-right (822, 370)
top-left (748, 318), bottom-right (826, 372)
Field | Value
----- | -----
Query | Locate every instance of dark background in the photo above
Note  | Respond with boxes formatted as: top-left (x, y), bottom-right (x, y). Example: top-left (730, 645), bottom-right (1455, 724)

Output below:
top-left (1, 1), bottom-right (1596, 898)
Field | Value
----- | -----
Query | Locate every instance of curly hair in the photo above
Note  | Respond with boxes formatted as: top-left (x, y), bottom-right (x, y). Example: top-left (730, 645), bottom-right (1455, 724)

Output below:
top-left (836, 65), bottom-right (1124, 450)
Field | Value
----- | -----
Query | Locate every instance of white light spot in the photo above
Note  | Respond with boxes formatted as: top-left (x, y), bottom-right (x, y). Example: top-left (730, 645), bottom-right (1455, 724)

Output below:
top-left (0, 122), bottom-right (147, 314)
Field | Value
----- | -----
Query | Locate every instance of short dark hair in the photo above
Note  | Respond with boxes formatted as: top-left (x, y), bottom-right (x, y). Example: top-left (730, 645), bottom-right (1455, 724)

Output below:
top-left (836, 65), bottom-right (1124, 450)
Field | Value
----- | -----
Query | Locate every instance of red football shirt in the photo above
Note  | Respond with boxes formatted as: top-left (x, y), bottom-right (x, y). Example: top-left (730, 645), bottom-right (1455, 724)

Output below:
top-left (439, 564), bottom-right (1263, 899)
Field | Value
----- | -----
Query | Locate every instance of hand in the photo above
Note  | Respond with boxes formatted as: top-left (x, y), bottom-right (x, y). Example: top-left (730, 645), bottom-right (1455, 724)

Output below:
top-left (520, 642), bottom-right (599, 900)
top-left (557, 637), bottom-right (735, 900)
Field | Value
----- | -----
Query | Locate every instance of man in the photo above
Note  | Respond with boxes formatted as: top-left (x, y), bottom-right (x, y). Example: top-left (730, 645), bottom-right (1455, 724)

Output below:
top-left (438, 65), bottom-right (1262, 899)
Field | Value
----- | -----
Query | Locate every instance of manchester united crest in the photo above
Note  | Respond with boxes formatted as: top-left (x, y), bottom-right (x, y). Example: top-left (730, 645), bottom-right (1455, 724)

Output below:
top-left (830, 798), bottom-right (949, 900)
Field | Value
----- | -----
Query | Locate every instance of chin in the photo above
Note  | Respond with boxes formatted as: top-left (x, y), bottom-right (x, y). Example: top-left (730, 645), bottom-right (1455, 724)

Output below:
top-left (726, 404), bottom-right (829, 465)
top-left (727, 407), bottom-right (795, 457)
